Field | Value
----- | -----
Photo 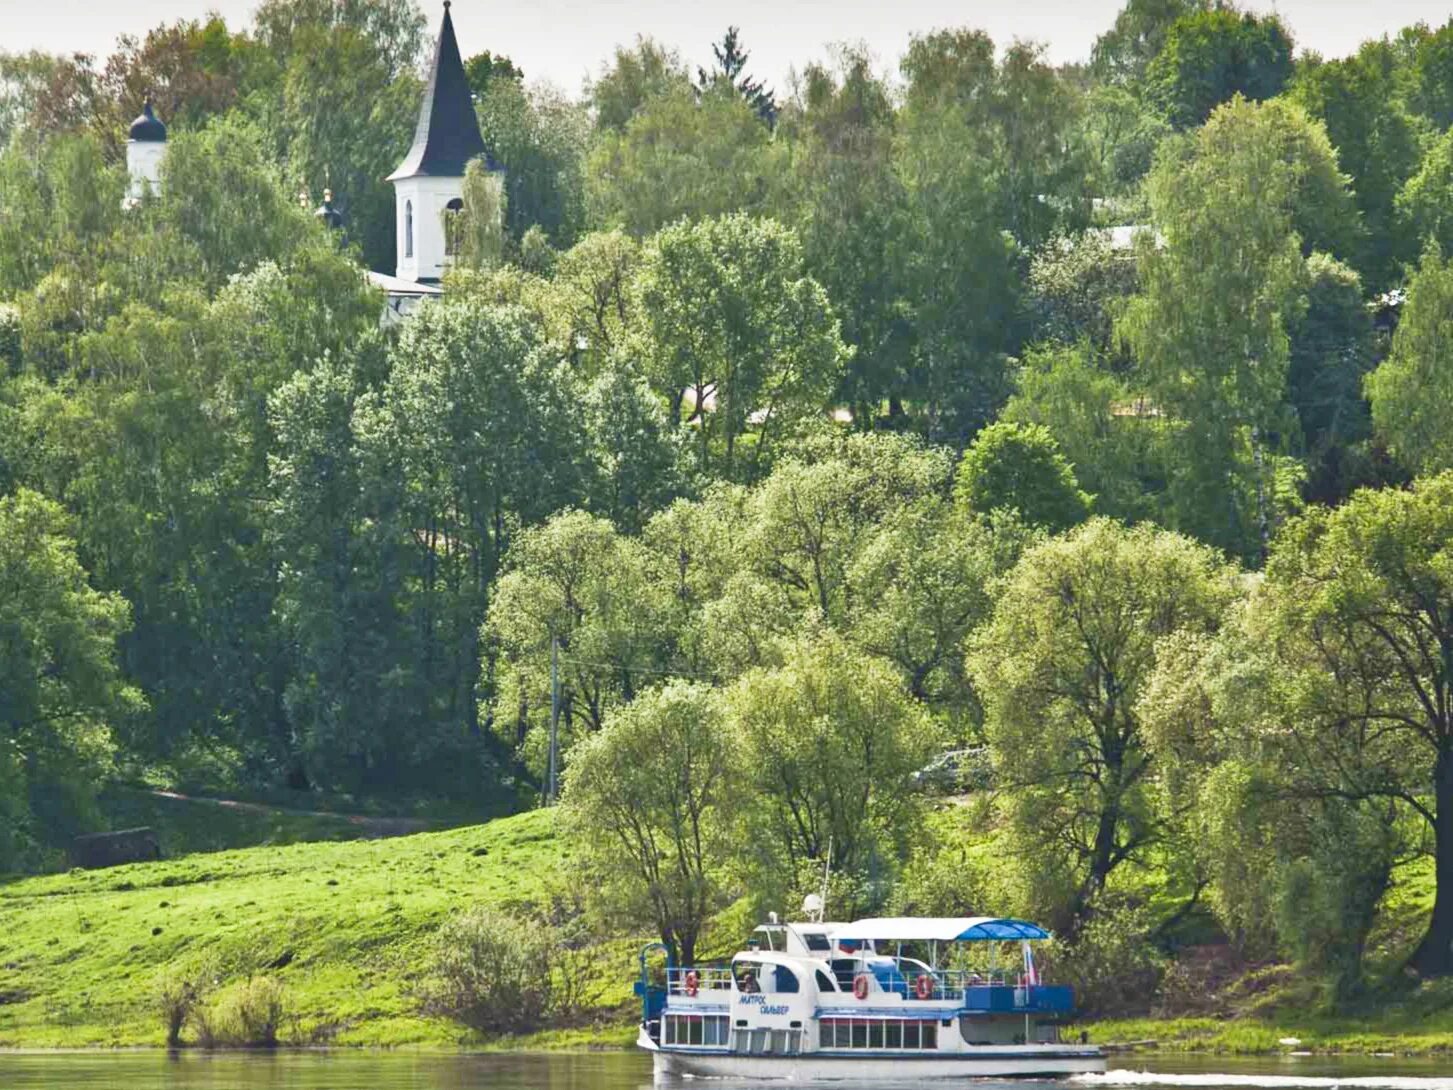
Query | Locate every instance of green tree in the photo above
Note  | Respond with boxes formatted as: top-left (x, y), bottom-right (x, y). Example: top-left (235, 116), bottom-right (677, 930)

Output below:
top-left (486, 510), bottom-right (675, 776)
top-left (561, 680), bottom-right (738, 966)
top-left (780, 49), bottom-right (909, 422)
top-left (1003, 343), bottom-right (1164, 524)
top-left (1365, 247), bottom-right (1453, 476)
top-left (463, 50), bottom-right (522, 98)
top-left (0, 489), bottom-right (140, 869)
top-left (1396, 129), bottom-right (1453, 263)
top-left (547, 230), bottom-right (640, 367)
top-left (1079, 83), bottom-right (1173, 195)
top-left (1090, 0), bottom-right (1206, 85)
top-left (477, 78), bottom-right (588, 247)
top-left (696, 26), bottom-right (776, 126)
top-left (1408, 19), bottom-right (1453, 130)
top-left (954, 421), bottom-right (1092, 531)
top-left (727, 631), bottom-right (942, 911)
top-left (150, 116), bottom-right (325, 292)
top-left (1290, 50), bottom-right (1422, 287)
top-left (1142, 622), bottom-right (1404, 1002)
top-left (272, 19), bottom-right (419, 271)
top-left (586, 84), bottom-right (776, 236)
top-left (849, 502), bottom-right (1030, 729)
top-left (354, 299), bottom-right (585, 783)
top-left (968, 519), bottom-right (1239, 931)
top-left (1146, 8), bottom-right (1295, 130)
top-left (251, 0), bottom-right (424, 83)
top-left (1120, 96), bottom-right (1358, 556)
top-left (581, 356), bottom-right (685, 532)
top-left (588, 37), bottom-right (691, 133)
top-left (632, 214), bottom-right (847, 480)
top-left (1027, 230), bottom-right (1140, 361)
top-left (895, 34), bottom-right (1024, 440)
top-left (1253, 474), bottom-right (1453, 976)
top-left (267, 343), bottom-right (419, 792)
top-left (1286, 253), bottom-right (1377, 502)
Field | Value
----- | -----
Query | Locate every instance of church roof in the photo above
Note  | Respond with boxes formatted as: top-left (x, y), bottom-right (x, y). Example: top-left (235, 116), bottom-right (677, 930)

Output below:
top-left (128, 100), bottom-right (167, 143)
top-left (387, 2), bottom-right (492, 182)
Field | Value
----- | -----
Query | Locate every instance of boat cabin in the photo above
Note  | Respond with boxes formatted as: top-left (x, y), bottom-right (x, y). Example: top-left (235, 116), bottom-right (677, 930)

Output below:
top-left (638, 915), bottom-right (1077, 1059)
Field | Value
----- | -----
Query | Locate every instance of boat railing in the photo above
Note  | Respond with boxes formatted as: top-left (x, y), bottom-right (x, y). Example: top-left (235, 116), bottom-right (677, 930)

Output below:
top-left (870, 963), bottom-right (1070, 1009)
top-left (932, 969), bottom-right (1012, 996)
top-left (666, 966), bottom-right (734, 995)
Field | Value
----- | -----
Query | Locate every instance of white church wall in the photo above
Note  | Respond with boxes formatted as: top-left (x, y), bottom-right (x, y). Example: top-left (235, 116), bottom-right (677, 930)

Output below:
top-left (394, 175), bottom-right (463, 283)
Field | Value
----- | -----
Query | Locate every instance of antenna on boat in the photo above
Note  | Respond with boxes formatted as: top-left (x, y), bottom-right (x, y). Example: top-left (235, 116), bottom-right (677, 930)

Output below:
top-left (817, 835), bottom-right (832, 923)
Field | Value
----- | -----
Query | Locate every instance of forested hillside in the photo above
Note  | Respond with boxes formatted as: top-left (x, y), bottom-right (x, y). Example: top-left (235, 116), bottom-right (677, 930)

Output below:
top-left (8, 0), bottom-right (1453, 1021)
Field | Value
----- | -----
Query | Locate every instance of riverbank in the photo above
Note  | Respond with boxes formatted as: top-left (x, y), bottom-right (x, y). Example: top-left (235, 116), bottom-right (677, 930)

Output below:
top-left (1084, 1013), bottom-right (1453, 1057)
top-left (0, 809), bottom-right (639, 1048)
top-left (6, 808), bottom-right (1453, 1055)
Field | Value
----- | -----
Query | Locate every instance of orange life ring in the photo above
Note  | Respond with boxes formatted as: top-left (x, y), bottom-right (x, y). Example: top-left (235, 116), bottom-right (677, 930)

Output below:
top-left (853, 973), bottom-right (870, 1000)
top-left (685, 970), bottom-right (699, 997)
top-left (915, 973), bottom-right (933, 1000)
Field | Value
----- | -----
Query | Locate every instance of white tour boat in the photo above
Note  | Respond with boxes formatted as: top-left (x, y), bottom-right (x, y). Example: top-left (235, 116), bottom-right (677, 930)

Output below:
top-left (635, 910), bottom-right (1105, 1080)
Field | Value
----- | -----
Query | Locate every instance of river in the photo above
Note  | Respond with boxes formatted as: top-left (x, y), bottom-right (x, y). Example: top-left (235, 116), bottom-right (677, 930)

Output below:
top-left (1, 1052), bottom-right (1451, 1090)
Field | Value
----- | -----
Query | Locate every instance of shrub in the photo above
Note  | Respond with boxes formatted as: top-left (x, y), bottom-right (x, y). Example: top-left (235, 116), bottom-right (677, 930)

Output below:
top-left (151, 957), bottom-right (220, 1046)
top-left (422, 906), bottom-right (556, 1035)
top-left (153, 971), bottom-right (200, 1046)
top-left (1047, 902), bottom-right (1165, 1018)
top-left (196, 976), bottom-right (288, 1047)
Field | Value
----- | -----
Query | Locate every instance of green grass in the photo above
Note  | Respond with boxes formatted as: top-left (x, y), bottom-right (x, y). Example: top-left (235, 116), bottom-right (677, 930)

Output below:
top-left (8, 797), bottom-right (1453, 1053)
top-left (1083, 1006), bottom-right (1453, 1055)
top-left (93, 785), bottom-right (400, 856)
top-left (0, 809), bottom-right (637, 1048)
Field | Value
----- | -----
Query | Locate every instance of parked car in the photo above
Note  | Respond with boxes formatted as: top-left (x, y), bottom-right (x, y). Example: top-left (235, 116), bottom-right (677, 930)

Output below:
top-left (910, 747), bottom-right (993, 794)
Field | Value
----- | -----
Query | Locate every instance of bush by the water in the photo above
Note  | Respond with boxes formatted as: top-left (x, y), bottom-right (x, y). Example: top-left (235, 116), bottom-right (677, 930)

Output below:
top-left (151, 962), bottom-right (216, 1046)
top-left (423, 906), bottom-right (558, 1035)
top-left (194, 976), bottom-right (288, 1048)
top-left (1048, 905), bottom-right (1166, 1017)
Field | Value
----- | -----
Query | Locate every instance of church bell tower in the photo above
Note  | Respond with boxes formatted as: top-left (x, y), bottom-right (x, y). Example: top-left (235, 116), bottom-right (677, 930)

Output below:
top-left (388, 2), bottom-right (498, 282)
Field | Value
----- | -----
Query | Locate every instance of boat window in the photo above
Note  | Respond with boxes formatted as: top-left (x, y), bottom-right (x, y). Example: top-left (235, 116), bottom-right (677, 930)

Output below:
top-left (734, 961), bottom-right (763, 993)
top-left (773, 965), bottom-right (800, 993)
top-left (663, 1014), bottom-right (730, 1047)
top-left (818, 1018), bottom-right (939, 1050)
top-left (815, 969), bottom-right (836, 992)
top-left (802, 931), bottom-right (831, 952)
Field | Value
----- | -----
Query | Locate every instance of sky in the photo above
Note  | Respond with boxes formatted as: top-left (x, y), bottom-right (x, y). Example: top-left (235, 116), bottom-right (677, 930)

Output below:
top-left (1, 0), bottom-right (1450, 95)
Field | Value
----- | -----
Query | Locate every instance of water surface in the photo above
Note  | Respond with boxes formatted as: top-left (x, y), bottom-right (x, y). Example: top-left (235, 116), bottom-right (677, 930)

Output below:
top-left (1, 1051), bottom-right (1450, 1090)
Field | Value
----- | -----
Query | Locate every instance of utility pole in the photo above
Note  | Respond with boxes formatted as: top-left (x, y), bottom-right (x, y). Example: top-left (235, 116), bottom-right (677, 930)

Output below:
top-left (548, 634), bottom-right (560, 804)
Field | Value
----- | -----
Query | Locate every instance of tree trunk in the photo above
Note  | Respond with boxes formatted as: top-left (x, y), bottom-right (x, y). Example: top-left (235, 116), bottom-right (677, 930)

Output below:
top-left (1070, 795), bottom-right (1119, 936)
top-left (1411, 752), bottom-right (1453, 975)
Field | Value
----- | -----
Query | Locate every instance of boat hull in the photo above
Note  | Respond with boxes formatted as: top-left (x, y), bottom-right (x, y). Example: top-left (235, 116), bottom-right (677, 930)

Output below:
top-left (647, 1041), bottom-right (1106, 1081)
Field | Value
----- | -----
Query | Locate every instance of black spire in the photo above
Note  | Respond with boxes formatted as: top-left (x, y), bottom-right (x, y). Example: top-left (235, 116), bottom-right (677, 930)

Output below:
top-left (387, 2), bottom-right (491, 181)
top-left (128, 99), bottom-right (167, 143)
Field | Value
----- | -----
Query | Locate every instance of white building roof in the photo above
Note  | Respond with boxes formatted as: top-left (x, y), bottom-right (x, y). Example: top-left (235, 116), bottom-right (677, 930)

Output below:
top-left (367, 270), bottom-right (444, 297)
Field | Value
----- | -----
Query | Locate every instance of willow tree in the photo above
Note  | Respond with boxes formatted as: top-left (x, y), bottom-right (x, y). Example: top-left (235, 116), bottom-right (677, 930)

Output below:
top-left (561, 680), bottom-right (738, 967)
top-left (968, 518), bottom-right (1240, 931)
top-left (1255, 473), bottom-right (1453, 977)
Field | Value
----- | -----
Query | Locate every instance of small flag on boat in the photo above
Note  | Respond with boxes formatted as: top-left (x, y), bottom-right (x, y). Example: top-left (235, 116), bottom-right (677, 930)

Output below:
top-left (1021, 940), bottom-right (1039, 986)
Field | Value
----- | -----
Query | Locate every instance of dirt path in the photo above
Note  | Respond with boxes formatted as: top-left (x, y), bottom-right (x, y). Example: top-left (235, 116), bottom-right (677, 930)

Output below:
top-left (147, 790), bottom-right (431, 837)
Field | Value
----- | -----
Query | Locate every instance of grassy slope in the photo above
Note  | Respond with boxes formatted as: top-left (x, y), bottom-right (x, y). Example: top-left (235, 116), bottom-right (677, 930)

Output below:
top-left (94, 785), bottom-right (398, 856)
top-left (0, 809), bottom-right (636, 1048)
top-left (5, 800), bottom-right (1453, 1052)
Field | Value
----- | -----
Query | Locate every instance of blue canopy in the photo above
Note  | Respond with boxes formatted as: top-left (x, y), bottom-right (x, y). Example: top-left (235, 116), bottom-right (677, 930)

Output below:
top-left (831, 917), bottom-right (1051, 943)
